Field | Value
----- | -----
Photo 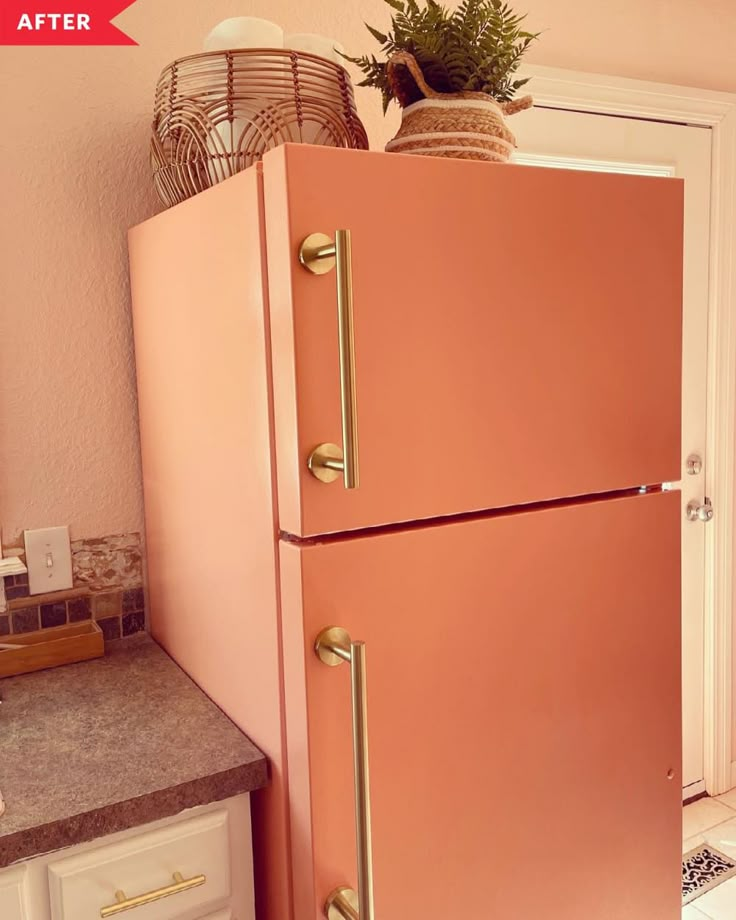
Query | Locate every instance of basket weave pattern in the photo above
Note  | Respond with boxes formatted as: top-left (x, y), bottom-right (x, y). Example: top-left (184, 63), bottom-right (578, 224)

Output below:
top-left (151, 49), bottom-right (369, 207)
top-left (385, 51), bottom-right (532, 162)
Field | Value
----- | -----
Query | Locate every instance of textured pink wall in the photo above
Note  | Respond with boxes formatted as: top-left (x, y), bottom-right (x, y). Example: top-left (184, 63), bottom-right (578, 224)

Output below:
top-left (1, 0), bottom-right (735, 544)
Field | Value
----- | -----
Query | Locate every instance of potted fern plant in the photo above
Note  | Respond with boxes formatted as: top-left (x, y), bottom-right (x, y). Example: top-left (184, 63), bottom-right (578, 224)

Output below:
top-left (344, 0), bottom-right (538, 162)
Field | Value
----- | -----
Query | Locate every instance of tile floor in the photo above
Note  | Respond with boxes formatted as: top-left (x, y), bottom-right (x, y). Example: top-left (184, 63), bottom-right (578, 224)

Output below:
top-left (682, 789), bottom-right (736, 917)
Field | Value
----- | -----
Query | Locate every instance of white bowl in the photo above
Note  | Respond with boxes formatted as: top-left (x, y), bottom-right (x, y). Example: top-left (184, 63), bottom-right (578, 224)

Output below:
top-left (204, 17), bottom-right (284, 52)
top-left (284, 32), bottom-right (344, 65)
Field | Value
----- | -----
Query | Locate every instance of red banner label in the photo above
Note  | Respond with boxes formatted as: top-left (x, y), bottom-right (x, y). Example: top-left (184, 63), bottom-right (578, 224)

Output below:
top-left (1, 1), bottom-right (137, 45)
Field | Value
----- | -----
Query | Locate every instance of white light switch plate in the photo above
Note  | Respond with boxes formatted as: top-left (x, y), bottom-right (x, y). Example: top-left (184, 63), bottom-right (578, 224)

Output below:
top-left (24, 526), bottom-right (73, 595)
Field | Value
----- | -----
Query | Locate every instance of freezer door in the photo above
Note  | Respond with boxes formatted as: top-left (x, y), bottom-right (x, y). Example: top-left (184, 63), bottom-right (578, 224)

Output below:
top-left (280, 490), bottom-right (681, 920)
top-left (264, 145), bottom-right (682, 537)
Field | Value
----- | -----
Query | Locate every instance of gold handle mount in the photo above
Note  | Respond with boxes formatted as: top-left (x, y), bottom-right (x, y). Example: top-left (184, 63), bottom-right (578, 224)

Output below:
top-left (299, 231), bottom-right (359, 489)
top-left (100, 872), bottom-right (205, 918)
top-left (326, 887), bottom-right (360, 920)
top-left (315, 627), bottom-right (374, 920)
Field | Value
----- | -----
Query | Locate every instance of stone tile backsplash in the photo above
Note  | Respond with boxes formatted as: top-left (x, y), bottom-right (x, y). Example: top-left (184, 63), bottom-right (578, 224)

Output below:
top-left (2, 532), bottom-right (146, 641)
top-left (72, 533), bottom-right (143, 590)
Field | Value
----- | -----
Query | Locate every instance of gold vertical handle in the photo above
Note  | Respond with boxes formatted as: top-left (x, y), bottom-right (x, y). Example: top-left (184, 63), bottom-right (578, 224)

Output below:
top-left (315, 627), bottom-right (375, 920)
top-left (335, 230), bottom-right (359, 489)
top-left (300, 231), bottom-right (360, 489)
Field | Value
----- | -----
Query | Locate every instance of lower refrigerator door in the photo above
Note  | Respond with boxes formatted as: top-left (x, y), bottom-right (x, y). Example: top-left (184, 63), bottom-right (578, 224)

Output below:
top-left (279, 490), bottom-right (681, 920)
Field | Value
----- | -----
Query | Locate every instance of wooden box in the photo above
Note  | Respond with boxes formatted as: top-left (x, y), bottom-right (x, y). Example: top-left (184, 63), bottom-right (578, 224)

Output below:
top-left (0, 621), bottom-right (104, 678)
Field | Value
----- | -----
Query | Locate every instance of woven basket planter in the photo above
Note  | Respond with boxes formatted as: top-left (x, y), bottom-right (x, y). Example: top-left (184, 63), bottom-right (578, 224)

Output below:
top-left (384, 51), bottom-right (532, 162)
top-left (151, 49), bottom-right (369, 208)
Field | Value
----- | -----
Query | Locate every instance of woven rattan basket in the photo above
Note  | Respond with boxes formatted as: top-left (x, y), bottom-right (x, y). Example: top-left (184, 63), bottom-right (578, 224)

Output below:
top-left (384, 51), bottom-right (532, 162)
top-left (151, 49), bottom-right (369, 207)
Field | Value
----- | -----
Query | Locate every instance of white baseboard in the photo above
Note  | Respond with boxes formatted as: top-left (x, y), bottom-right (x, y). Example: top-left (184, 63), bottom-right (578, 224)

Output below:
top-left (684, 780), bottom-right (707, 802)
top-left (683, 764), bottom-right (736, 799)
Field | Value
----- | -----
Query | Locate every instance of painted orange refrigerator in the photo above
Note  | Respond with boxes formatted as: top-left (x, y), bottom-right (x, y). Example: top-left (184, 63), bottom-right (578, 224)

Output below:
top-left (129, 144), bottom-right (683, 920)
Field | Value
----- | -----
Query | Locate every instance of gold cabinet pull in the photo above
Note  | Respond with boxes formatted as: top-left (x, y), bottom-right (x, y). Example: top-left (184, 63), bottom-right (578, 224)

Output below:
top-left (300, 231), bottom-right (360, 489)
top-left (100, 871), bottom-right (205, 917)
top-left (315, 627), bottom-right (374, 920)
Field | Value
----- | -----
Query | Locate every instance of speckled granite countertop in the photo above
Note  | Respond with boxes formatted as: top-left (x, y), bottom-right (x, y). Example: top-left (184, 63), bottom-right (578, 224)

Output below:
top-left (0, 635), bottom-right (268, 867)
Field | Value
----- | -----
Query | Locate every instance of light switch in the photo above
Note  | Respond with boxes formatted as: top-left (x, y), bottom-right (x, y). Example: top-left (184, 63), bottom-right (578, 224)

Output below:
top-left (24, 526), bottom-right (73, 595)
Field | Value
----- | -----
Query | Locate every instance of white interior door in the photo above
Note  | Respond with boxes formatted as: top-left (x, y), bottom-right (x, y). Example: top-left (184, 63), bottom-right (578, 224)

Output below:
top-left (510, 106), bottom-right (712, 793)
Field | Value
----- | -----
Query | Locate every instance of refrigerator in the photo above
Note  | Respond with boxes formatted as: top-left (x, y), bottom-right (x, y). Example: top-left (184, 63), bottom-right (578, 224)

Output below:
top-left (128, 144), bottom-right (683, 920)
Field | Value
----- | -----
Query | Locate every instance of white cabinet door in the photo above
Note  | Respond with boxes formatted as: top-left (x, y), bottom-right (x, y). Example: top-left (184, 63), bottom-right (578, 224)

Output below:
top-left (0, 866), bottom-right (29, 920)
top-left (1, 795), bottom-right (253, 920)
top-left (48, 811), bottom-right (230, 920)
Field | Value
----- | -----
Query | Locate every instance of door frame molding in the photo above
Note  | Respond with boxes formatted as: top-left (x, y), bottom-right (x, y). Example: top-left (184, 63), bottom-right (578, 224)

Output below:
top-left (520, 63), bottom-right (736, 794)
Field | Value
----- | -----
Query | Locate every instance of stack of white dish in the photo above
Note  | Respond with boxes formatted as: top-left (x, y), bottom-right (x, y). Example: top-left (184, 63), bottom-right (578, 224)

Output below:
top-left (203, 17), bottom-right (344, 64)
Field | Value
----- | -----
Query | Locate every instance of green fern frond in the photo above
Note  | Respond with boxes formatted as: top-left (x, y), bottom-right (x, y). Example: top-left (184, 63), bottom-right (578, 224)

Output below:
top-left (344, 0), bottom-right (538, 108)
